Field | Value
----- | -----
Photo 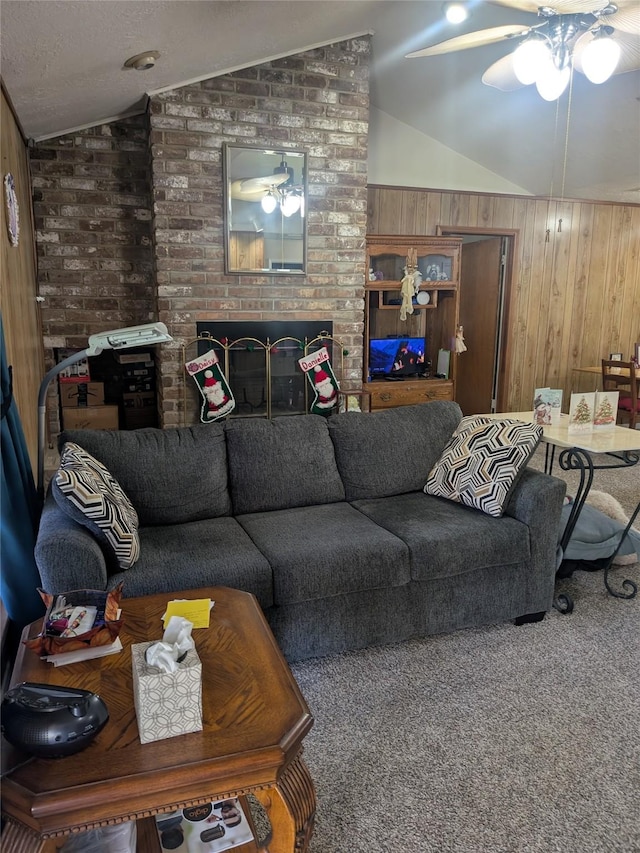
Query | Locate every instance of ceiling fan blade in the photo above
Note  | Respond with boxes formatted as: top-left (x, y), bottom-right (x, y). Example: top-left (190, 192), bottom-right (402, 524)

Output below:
top-left (488, 0), bottom-right (612, 12)
top-left (482, 54), bottom-right (526, 91)
top-left (573, 29), bottom-right (640, 75)
top-left (230, 173), bottom-right (290, 201)
top-left (406, 25), bottom-right (529, 58)
top-left (606, 4), bottom-right (640, 36)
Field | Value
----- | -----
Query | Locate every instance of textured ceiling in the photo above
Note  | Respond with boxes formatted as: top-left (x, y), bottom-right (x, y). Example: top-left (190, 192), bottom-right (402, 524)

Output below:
top-left (1, 0), bottom-right (639, 202)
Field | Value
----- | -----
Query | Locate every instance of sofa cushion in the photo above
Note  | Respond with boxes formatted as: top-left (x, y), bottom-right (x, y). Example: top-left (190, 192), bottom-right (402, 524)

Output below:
top-left (52, 442), bottom-right (140, 571)
top-left (237, 502), bottom-right (410, 605)
top-left (424, 417), bottom-right (542, 517)
top-left (108, 517), bottom-right (274, 608)
top-left (225, 415), bottom-right (345, 514)
top-left (60, 425), bottom-right (231, 525)
top-left (352, 491), bottom-right (531, 582)
top-left (328, 401), bottom-right (462, 501)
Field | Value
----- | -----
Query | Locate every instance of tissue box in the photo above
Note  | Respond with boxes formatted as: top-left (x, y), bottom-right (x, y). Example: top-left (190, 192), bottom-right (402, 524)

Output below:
top-left (131, 642), bottom-right (202, 744)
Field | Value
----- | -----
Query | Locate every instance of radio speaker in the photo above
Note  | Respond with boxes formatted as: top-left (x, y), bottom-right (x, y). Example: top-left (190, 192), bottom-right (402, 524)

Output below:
top-left (1, 682), bottom-right (109, 758)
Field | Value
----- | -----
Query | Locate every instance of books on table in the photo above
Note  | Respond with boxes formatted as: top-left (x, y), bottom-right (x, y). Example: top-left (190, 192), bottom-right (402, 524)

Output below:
top-left (43, 637), bottom-right (123, 667)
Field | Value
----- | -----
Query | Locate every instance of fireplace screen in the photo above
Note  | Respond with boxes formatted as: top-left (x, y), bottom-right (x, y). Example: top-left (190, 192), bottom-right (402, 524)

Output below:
top-left (184, 322), bottom-right (341, 422)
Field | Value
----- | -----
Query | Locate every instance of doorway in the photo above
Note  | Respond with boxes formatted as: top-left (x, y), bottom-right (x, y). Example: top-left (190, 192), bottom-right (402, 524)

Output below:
top-left (437, 226), bottom-right (517, 415)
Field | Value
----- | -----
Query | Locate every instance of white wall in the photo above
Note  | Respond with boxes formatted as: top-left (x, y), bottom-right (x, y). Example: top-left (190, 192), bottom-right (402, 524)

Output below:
top-left (368, 107), bottom-right (530, 195)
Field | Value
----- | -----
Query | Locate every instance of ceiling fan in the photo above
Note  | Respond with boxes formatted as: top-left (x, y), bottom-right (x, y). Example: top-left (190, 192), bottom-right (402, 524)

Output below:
top-left (230, 155), bottom-right (305, 216)
top-left (406, 1), bottom-right (640, 100)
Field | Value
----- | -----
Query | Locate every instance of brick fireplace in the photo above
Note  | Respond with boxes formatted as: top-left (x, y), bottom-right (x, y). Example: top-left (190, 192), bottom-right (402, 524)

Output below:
top-left (32, 37), bottom-right (371, 437)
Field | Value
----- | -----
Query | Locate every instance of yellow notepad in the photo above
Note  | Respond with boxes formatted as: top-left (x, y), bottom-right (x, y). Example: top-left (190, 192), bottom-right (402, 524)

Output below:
top-left (163, 598), bottom-right (212, 629)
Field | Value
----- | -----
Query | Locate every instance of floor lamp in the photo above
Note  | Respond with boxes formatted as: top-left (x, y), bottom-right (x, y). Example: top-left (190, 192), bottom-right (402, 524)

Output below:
top-left (37, 322), bottom-right (173, 500)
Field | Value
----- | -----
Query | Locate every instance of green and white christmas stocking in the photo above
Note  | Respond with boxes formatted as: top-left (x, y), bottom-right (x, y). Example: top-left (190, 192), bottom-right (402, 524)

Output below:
top-left (186, 350), bottom-right (235, 423)
top-left (298, 346), bottom-right (340, 415)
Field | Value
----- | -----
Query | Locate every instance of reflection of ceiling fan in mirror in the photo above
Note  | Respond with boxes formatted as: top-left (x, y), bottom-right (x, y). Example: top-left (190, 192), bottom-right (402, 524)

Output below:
top-left (230, 173), bottom-right (290, 202)
top-left (230, 155), bottom-right (305, 217)
top-left (406, 1), bottom-right (640, 100)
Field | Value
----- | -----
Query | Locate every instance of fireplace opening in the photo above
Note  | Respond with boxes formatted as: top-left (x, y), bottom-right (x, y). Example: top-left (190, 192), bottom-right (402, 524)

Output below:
top-left (194, 321), bottom-right (336, 418)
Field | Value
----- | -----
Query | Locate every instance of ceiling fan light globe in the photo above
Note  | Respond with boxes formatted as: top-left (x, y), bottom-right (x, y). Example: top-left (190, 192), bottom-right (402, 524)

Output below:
top-left (512, 38), bottom-right (551, 85)
top-left (444, 3), bottom-right (468, 25)
top-left (535, 61), bottom-right (570, 101)
top-left (281, 193), bottom-right (301, 217)
top-left (581, 35), bottom-right (621, 84)
top-left (261, 192), bottom-right (278, 214)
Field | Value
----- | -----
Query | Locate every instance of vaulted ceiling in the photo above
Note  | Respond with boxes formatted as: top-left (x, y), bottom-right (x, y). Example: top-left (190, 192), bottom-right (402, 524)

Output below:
top-left (1, 1), bottom-right (639, 202)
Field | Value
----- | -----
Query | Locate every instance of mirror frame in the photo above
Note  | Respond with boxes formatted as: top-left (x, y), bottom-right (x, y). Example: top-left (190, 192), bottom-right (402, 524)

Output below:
top-left (223, 143), bottom-right (308, 276)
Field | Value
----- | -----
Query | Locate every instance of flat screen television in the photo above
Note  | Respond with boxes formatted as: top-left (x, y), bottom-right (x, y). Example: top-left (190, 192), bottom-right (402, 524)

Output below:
top-left (369, 337), bottom-right (426, 377)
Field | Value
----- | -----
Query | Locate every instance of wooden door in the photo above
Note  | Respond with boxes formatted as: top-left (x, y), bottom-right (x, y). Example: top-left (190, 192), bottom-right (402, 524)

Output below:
top-left (456, 237), bottom-right (503, 415)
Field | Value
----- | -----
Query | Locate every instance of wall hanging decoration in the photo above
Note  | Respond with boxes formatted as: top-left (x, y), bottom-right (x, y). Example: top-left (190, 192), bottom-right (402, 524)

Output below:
top-left (185, 349), bottom-right (235, 422)
top-left (4, 173), bottom-right (20, 247)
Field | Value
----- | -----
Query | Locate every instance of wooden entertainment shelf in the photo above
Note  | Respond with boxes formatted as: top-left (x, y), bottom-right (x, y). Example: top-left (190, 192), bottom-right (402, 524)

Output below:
top-left (363, 235), bottom-right (461, 411)
top-left (368, 377), bottom-right (454, 409)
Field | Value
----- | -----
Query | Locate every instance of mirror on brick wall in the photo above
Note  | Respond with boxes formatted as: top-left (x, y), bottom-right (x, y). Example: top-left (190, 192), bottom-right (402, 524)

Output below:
top-left (223, 143), bottom-right (307, 275)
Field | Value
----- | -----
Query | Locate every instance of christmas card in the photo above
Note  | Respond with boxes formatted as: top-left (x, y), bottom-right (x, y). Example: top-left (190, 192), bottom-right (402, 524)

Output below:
top-left (593, 390), bottom-right (619, 430)
top-left (568, 392), bottom-right (595, 434)
top-left (533, 387), bottom-right (562, 426)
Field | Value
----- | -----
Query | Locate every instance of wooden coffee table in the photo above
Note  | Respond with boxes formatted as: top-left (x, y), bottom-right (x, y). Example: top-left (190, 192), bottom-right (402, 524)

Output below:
top-left (2, 586), bottom-right (315, 852)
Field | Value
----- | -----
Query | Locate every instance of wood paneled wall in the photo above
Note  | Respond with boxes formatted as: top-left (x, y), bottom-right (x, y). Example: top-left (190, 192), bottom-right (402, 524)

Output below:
top-left (368, 186), bottom-right (640, 414)
top-left (1, 85), bottom-right (42, 470)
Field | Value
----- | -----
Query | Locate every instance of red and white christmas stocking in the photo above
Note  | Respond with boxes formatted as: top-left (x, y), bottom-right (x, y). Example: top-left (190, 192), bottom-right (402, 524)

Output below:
top-left (185, 350), bottom-right (235, 422)
top-left (298, 346), bottom-right (340, 415)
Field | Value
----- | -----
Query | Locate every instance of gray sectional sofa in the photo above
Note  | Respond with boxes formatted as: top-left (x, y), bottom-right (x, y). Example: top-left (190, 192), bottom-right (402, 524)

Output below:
top-left (35, 402), bottom-right (566, 661)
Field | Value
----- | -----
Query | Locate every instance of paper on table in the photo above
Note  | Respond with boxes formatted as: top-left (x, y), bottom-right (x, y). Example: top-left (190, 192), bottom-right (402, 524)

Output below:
top-left (44, 637), bottom-right (123, 667)
top-left (163, 598), bottom-right (213, 629)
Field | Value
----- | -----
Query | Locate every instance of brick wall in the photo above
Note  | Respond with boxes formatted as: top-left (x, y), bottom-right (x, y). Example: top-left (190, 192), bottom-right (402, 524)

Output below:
top-left (31, 37), bottom-right (370, 435)
top-left (31, 115), bottom-right (155, 437)
top-left (150, 37), bottom-right (370, 426)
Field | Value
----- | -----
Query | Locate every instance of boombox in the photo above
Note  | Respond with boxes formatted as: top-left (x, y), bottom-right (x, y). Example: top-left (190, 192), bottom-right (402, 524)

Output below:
top-left (1, 682), bottom-right (109, 758)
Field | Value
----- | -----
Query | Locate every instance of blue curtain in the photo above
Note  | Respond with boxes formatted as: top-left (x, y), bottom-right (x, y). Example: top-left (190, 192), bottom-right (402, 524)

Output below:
top-left (1, 313), bottom-right (45, 627)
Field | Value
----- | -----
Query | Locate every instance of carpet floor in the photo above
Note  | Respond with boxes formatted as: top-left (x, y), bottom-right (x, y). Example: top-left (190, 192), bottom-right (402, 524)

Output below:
top-left (288, 450), bottom-right (639, 853)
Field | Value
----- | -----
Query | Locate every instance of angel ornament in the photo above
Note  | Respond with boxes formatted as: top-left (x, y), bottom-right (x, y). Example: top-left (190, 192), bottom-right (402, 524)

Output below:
top-left (399, 265), bottom-right (415, 321)
top-left (455, 325), bottom-right (468, 354)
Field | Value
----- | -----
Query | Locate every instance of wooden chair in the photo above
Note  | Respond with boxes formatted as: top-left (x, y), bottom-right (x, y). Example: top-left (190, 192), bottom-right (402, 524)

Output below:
top-left (601, 359), bottom-right (639, 429)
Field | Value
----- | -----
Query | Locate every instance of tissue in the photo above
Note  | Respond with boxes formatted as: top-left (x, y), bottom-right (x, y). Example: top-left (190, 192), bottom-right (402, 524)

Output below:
top-left (144, 616), bottom-right (194, 673)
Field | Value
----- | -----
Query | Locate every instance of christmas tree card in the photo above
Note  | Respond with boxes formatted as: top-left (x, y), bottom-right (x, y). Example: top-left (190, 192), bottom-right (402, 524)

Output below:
top-left (533, 387), bottom-right (563, 425)
top-left (593, 390), bottom-right (619, 430)
top-left (568, 392), bottom-right (595, 433)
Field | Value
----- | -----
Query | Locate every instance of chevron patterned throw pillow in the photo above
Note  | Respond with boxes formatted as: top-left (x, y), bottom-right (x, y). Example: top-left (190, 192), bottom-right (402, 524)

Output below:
top-left (424, 416), bottom-right (542, 517)
top-left (53, 442), bottom-right (140, 569)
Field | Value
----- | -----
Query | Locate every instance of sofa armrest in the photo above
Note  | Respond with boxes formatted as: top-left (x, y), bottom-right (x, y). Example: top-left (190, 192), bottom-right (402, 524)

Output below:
top-left (35, 494), bottom-right (109, 594)
top-left (505, 468), bottom-right (567, 576)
